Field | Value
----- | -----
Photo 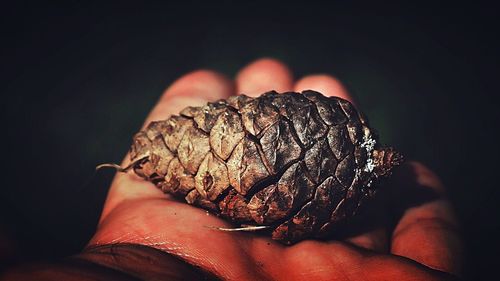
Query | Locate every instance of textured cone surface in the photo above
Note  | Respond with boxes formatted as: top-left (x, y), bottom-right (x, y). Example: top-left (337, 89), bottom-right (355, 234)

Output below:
top-left (129, 90), bottom-right (402, 244)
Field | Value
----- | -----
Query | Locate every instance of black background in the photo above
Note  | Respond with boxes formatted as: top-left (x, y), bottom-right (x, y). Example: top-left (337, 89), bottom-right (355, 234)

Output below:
top-left (1, 2), bottom-right (498, 280)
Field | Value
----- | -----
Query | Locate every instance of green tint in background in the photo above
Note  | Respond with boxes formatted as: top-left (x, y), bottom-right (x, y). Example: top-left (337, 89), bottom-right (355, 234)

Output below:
top-left (1, 2), bottom-right (497, 280)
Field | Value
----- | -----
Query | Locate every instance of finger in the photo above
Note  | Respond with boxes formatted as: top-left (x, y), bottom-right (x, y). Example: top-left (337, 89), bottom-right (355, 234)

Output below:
top-left (335, 191), bottom-right (390, 253)
top-left (345, 226), bottom-right (388, 253)
top-left (294, 74), bottom-right (385, 251)
top-left (144, 70), bottom-right (234, 126)
top-left (389, 162), bottom-right (463, 276)
top-left (236, 58), bottom-right (294, 96)
top-left (252, 241), bottom-right (457, 281)
top-left (100, 70), bottom-right (234, 222)
top-left (294, 74), bottom-right (353, 102)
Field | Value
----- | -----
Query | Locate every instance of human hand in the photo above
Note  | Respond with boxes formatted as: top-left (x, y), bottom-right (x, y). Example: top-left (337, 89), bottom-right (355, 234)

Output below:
top-left (89, 58), bottom-right (462, 281)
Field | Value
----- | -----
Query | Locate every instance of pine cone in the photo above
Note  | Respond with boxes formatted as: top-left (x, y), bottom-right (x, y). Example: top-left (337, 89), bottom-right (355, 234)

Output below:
top-left (127, 90), bottom-right (403, 244)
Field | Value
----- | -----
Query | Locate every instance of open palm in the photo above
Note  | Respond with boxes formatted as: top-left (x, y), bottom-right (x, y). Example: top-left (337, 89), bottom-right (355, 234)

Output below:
top-left (89, 59), bottom-right (462, 280)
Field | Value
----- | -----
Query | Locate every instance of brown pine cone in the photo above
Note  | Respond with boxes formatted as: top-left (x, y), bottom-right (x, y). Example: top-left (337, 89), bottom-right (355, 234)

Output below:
top-left (125, 90), bottom-right (403, 244)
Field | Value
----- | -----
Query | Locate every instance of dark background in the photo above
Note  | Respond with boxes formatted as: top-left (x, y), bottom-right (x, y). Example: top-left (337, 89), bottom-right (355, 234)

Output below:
top-left (1, 2), bottom-right (498, 280)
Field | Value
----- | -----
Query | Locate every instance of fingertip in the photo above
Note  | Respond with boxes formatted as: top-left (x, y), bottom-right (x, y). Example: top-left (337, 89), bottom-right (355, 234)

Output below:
top-left (408, 162), bottom-right (445, 193)
top-left (393, 161), bottom-right (446, 194)
top-left (236, 58), bottom-right (294, 96)
top-left (163, 70), bottom-right (234, 101)
top-left (145, 70), bottom-right (234, 125)
top-left (345, 228), bottom-right (389, 253)
top-left (294, 74), bottom-right (353, 102)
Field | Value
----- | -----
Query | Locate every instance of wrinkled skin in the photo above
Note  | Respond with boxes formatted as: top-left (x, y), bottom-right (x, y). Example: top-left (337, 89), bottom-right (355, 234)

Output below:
top-left (90, 58), bottom-right (462, 280)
